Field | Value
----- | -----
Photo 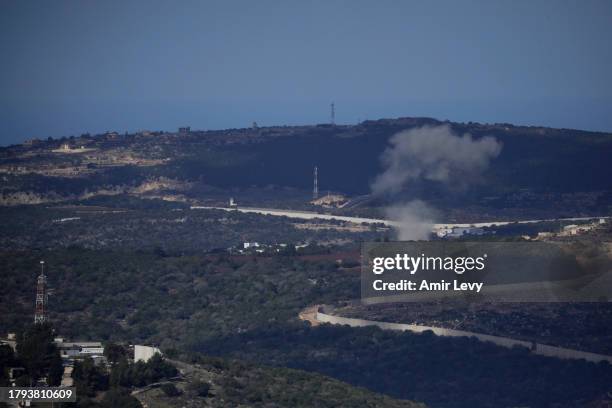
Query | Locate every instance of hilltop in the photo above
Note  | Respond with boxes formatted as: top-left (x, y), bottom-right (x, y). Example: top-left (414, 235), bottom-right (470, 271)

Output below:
top-left (1, 116), bottom-right (611, 219)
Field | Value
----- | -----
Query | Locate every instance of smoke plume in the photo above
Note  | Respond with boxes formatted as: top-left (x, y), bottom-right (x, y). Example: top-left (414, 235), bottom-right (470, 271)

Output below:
top-left (372, 125), bottom-right (502, 195)
top-left (373, 125), bottom-right (502, 240)
top-left (385, 200), bottom-right (437, 240)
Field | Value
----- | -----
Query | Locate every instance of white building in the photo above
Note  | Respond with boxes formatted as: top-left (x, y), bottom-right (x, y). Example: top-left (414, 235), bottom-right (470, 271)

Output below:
top-left (55, 340), bottom-right (104, 359)
top-left (134, 345), bottom-right (161, 363)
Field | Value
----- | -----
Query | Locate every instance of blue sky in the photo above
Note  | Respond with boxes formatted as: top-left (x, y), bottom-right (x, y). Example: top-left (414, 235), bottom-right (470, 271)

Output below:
top-left (1, 0), bottom-right (611, 145)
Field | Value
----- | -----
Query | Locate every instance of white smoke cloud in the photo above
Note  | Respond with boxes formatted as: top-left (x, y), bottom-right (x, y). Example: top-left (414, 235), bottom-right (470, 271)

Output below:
top-left (372, 125), bottom-right (502, 195)
top-left (372, 125), bottom-right (502, 240)
top-left (385, 200), bottom-right (437, 241)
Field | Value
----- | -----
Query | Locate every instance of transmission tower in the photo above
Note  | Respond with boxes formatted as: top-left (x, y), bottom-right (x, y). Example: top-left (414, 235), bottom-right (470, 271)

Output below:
top-left (34, 261), bottom-right (48, 324)
top-left (313, 166), bottom-right (319, 200)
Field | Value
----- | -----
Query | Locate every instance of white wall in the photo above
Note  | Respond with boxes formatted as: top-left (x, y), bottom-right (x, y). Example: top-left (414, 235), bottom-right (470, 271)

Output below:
top-left (134, 345), bottom-right (161, 363)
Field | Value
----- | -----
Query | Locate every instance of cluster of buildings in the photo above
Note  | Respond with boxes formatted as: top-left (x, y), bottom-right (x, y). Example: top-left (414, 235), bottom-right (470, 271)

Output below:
top-left (55, 342), bottom-right (161, 387)
top-left (52, 143), bottom-right (94, 153)
top-left (1, 333), bottom-right (162, 389)
top-left (237, 241), bottom-right (288, 254)
top-left (231, 241), bottom-right (312, 255)
top-left (55, 339), bottom-right (105, 359)
top-left (534, 218), bottom-right (609, 240)
top-left (558, 219), bottom-right (608, 236)
top-left (435, 226), bottom-right (486, 239)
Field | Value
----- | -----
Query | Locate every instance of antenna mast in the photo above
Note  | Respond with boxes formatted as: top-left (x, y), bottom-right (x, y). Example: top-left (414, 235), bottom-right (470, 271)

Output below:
top-left (34, 261), bottom-right (48, 324)
top-left (313, 166), bottom-right (319, 200)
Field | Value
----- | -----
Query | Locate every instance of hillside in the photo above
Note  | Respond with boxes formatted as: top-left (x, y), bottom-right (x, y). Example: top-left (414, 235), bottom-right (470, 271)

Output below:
top-left (135, 356), bottom-right (425, 408)
top-left (3, 246), bottom-right (612, 408)
top-left (1, 117), bottom-right (611, 218)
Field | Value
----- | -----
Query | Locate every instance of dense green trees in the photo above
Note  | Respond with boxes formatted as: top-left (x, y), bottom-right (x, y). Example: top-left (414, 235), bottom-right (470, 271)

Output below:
top-left (160, 382), bottom-right (181, 397)
top-left (2, 247), bottom-right (612, 406)
top-left (99, 388), bottom-right (141, 408)
top-left (195, 324), bottom-right (612, 408)
top-left (170, 354), bottom-right (423, 408)
top-left (0, 324), bottom-right (63, 389)
top-left (0, 248), bottom-right (360, 348)
top-left (0, 204), bottom-right (378, 254)
top-left (14, 323), bottom-right (63, 386)
top-left (109, 354), bottom-right (177, 388)
top-left (186, 379), bottom-right (210, 397)
top-left (73, 353), bottom-right (177, 407)
top-left (74, 357), bottom-right (109, 397)
top-left (0, 344), bottom-right (16, 387)
top-left (102, 342), bottom-right (127, 365)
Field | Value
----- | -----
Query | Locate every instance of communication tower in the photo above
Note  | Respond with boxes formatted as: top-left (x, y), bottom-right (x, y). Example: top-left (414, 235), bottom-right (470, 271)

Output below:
top-left (313, 166), bottom-right (319, 200)
top-left (34, 261), bottom-right (48, 324)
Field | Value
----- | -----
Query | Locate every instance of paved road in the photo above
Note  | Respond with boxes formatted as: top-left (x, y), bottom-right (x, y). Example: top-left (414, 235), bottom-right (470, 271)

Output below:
top-left (191, 205), bottom-right (609, 231)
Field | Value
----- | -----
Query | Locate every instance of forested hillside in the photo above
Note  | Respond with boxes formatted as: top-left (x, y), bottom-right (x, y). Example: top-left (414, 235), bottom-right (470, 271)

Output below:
top-left (2, 117), bottom-right (611, 215)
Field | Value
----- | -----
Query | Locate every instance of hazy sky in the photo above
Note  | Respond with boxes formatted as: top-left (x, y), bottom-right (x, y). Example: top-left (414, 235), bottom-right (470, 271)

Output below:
top-left (1, 0), bottom-right (611, 145)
